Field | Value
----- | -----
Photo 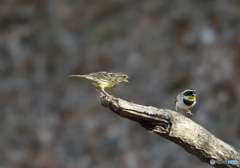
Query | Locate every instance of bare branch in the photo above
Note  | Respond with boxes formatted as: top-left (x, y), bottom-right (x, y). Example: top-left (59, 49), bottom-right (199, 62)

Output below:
top-left (101, 95), bottom-right (240, 168)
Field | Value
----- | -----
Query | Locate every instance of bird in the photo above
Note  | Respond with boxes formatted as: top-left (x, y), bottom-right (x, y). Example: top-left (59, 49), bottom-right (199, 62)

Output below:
top-left (175, 89), bottom-right (197, 115)
top-left (68, 71), bottom-right (129, 96)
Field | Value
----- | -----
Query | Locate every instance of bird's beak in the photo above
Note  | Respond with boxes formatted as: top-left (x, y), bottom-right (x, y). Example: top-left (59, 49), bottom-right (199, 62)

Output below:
top-left (192, 90), bottom-right (196, 96)
top-left (124, 79), bottom-right (129, 83)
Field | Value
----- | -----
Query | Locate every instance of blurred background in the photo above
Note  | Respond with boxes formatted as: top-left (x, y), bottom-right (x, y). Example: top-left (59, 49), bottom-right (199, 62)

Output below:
top-left (1, 0), bottom-right (240, 168)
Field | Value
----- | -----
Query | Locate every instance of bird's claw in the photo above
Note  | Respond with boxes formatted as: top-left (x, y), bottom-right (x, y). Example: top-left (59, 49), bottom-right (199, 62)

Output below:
top-left (186, 110), bottom-right (193, 115)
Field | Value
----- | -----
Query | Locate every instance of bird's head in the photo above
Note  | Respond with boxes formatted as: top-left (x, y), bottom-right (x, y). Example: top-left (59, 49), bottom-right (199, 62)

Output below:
top-left (116, 73), bottom-right (129, 83)
top-left (183, 89), bottom-right (196, 101)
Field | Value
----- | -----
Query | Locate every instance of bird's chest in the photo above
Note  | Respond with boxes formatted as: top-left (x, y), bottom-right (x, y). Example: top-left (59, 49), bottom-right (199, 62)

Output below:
top-left (92, 80), bottom-right (116, 89)
top-left (177, 97), bottom-right (196, 109)
top-left (104, 81), bottom-right (117, 88)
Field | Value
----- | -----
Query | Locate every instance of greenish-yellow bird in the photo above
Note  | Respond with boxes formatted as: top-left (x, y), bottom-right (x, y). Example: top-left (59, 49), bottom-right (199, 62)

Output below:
top-left (69, 71), bottom-right (129, 96)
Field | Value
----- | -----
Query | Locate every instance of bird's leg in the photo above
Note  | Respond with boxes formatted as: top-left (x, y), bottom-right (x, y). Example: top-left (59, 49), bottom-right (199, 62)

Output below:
top-left (186, 109), bottom-right (193, 115)
top-left (96, 87), bottom-right (105, 96)
top-left (101, 88), bottom-right (110, 97)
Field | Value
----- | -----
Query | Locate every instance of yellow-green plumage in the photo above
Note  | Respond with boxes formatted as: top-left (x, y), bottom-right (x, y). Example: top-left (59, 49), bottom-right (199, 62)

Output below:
top-left (69, 71), bottom-right (129, 96)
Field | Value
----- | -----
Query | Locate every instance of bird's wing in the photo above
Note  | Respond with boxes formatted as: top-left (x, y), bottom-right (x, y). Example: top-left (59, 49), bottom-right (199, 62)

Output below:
top-left (90, 72), bottom-right (115, 82)
top-left (175, 93), bottom-right (182, 103)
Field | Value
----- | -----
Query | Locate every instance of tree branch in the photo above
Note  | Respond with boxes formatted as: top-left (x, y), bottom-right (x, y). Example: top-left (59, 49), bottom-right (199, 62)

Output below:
top-left (100, 95), bottom-right (240, 168)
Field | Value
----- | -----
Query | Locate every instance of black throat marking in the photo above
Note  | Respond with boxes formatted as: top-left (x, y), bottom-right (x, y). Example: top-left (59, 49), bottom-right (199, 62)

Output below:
top-left (183, 99), bottom-right (195, 106)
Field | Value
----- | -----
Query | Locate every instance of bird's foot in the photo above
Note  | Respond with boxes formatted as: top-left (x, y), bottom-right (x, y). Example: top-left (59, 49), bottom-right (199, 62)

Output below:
top-left (186, 109), bottom-right (193, 115)
top-left (100, 92), bottom-right (112, 99)
top-left (100, 92), bottom-right (105, 98)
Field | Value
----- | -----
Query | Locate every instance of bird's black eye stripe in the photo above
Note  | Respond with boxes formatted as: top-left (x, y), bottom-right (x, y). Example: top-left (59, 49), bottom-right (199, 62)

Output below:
top-left (184, 91), bottom-right (196, 96)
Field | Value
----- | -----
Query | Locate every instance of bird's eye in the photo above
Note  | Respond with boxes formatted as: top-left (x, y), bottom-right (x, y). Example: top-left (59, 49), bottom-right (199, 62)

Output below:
top-left (184, 91), bottom-right (194, 96)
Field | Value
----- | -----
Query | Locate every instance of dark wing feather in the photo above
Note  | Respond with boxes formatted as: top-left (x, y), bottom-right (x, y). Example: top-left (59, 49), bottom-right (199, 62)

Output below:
top-left (89, 72), bottom-right (116, 82)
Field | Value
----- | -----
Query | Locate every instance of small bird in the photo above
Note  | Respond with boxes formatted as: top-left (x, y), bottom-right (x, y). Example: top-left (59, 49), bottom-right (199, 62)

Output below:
top-left (175, 89), bottom-right (197, 115)
top-left (69, 71), bottom-right (129, 96)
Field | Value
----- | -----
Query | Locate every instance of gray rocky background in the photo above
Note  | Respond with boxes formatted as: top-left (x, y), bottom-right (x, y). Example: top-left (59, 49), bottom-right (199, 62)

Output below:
top-left (1, 0), bottom-right (240, 168)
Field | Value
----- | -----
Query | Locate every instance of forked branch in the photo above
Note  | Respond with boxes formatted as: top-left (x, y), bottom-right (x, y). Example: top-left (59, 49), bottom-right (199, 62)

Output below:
top-left (100, 95), bottom-right (240, 168)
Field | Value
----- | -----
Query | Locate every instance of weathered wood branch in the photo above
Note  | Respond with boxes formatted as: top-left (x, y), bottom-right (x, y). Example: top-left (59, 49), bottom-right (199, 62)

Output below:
top-left (100, 95), bottom-right (240, 168)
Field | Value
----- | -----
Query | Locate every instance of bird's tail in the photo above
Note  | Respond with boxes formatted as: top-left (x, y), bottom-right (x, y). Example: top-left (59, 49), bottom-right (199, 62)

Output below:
top-left (68, 75), bottom-right (94, 82)
top-left (68, 75), bottom-right (86, 78)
